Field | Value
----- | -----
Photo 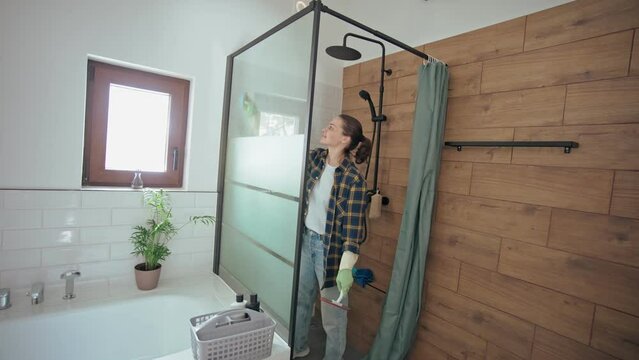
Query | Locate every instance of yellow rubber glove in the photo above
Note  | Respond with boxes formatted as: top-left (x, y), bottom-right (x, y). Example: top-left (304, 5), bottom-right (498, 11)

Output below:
top-left (336, 269), bottom-right (354, 294)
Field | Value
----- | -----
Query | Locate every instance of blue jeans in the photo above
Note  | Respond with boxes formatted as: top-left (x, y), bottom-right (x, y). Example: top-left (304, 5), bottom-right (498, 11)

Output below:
top-left (294, 228), bottom-right (348, 360)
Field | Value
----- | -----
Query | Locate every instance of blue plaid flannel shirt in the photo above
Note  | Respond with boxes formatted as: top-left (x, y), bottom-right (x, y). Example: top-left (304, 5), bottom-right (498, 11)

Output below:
top-left (304, 148), bottom-right (368, 289)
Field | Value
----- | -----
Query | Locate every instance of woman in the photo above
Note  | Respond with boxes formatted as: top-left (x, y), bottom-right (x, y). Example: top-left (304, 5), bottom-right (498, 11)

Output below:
top-left (294, 114), bottom-right (372, 359)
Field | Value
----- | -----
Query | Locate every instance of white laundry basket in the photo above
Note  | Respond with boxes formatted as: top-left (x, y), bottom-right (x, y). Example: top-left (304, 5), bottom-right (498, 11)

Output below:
top-left (189, 308), bottom-right (276, 360)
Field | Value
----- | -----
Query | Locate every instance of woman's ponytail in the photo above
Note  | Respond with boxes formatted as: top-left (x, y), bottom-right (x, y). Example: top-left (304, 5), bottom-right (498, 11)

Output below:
top-left (354, 135), bottom-right (372, 164)
top-left (338, 114), bottom-right (371, 164)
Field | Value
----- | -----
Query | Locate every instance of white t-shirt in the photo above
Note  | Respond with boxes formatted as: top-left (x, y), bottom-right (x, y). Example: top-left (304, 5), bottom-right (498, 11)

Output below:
top-left (304, 163), bottom-right (336, 234)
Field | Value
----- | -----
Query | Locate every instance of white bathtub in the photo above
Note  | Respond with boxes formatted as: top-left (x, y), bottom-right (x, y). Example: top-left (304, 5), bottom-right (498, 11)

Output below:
top-left (0, 275), bottom-right (289, 360)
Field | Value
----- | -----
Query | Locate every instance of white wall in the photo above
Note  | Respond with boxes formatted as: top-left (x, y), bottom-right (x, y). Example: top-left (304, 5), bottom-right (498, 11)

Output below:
top-left (0, 0), bottom-right (342, 191)
top-left (0, 189), bottom-right (216, 295)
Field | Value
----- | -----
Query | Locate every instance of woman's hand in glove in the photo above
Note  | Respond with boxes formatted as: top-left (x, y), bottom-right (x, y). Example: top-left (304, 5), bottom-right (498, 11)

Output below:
top-left (336, 268), bottom-right (354, 294)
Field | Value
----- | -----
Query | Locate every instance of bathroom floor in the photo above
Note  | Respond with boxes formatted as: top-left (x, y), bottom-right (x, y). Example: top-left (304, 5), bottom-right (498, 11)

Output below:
top-left (305, 311), bottom-right (363, 360)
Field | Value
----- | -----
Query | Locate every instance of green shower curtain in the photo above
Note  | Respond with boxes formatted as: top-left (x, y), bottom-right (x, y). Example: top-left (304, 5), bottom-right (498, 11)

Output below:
top-left (364, 61), bottom-right (449, 360)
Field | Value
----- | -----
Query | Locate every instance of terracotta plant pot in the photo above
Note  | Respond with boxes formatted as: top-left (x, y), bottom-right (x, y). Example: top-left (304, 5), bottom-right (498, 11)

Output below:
top-left (134, 263), bottom-right (162, 290)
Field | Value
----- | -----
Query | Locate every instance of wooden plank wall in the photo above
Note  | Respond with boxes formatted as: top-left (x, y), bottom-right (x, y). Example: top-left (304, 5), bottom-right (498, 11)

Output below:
top-left (341, 1), bottom-right (639, 359)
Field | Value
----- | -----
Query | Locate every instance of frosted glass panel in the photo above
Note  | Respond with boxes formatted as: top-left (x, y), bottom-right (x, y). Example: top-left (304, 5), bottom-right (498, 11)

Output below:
top-left (226, 135), bottom-right (305, 197)
top-left (223, 182), bottom-right (298, 262)
top-left (105, 84), bottom-right (170, 172)
top-left (218, 12), bottom-right (313, 335)
top-left (220, 224), bottom-right (293, 326)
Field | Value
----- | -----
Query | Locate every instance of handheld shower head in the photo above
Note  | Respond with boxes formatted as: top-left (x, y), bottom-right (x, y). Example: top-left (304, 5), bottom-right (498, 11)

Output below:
top-left (359, 90), bottom-right (377, 119)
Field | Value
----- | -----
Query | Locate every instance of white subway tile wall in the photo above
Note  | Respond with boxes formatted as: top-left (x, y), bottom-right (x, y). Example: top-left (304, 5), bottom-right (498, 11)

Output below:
top-left (195, 193), bottom-right (216, 208)
top-left (171, 207), bottom-right (216, 224)
top-left (81, 191), bottom-right (144, 208)
top-left (170, 237), bottom-right (214, 255)
top-left (41, 244), bottom-right (110, 266)
top-left (110, 242), bottom-right (135, 260)
top-left (80, 259), bottom-right (136, 280)
top-left (43, 209), bottom-right (112, 227)
top-left (81, 226), bottom-right (132, 244)
top-left (192, 252), bottom-right (214, 270)
top-left (1, 210), bottom-right (42, 230)
top-left (0, 190), bottom-right (217, 290)
top-left (5, 191), bottom-right (82, 209)
top-left (2, 228), bottom-right (81, 249)
top-left (168, 192), bottom-right (196, 208)
top-left (162, 253), bottom-right (194, 280)
top-left (111, 208), bottom-right (150, 226)
top-left (0, 249), bottom-right (41, 271)
top-left (193, 224), bottom-right (215, 237)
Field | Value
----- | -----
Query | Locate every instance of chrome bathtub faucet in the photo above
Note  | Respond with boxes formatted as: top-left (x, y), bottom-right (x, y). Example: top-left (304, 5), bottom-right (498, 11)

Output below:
top-left (26, 282), bottom-right (44, 305)
top-left (60, 270), bottom-right (81, 300)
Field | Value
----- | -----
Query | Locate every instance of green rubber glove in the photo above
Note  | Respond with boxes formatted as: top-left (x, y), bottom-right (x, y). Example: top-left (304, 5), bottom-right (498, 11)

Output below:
top-left (336, 268), bottom-right (354, 294)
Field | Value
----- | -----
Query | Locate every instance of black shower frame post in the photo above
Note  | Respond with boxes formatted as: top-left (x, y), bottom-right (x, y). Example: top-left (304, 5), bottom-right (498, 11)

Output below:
top-left (289, 0), bottom-right (323, 351)
top-left (213, 55), bottom-right (233, 275)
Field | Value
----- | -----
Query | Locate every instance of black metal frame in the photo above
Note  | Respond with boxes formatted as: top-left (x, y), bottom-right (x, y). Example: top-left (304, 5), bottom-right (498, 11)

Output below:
top-left (289, 1), bottom-right (323, 350)
top-left (213, 0), bottom-right (444, 354)
top-left (320, 3), bottom-right (432, 62)
top-left (445, 141), bottom-right (579, 153)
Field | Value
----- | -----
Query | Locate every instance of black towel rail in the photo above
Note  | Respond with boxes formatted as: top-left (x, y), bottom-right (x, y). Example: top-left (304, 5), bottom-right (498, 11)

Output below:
top-left (444, 141), bottom-right (579, 154)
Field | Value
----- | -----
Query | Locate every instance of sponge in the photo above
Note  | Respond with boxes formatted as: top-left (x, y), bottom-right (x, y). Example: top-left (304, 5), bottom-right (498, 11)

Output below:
top-left (369, 191), bottom-right (382, 219)
top-left (352, 267), bottom-right (374, 287)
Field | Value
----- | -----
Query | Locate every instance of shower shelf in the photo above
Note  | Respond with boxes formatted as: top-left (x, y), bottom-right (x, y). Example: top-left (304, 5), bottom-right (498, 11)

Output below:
top-left (444, 141), bottom-right (579, 154)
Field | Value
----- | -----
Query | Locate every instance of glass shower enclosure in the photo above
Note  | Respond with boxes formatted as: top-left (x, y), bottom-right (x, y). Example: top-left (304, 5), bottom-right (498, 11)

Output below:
top-left (214, 5), bottom-right (320, 344)
top-left (214, 0), bottom-right (434, 350)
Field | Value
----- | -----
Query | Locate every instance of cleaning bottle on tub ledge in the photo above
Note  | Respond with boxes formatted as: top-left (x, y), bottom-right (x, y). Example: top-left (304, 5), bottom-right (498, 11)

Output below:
top-left (245, 293), bottom-right (261, 312)
top-left (229, 294), bottom-right (247, 310)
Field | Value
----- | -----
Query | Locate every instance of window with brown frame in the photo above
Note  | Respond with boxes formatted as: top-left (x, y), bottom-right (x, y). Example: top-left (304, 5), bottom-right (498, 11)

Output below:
top-left (83, 60), bottom-right (189, 188)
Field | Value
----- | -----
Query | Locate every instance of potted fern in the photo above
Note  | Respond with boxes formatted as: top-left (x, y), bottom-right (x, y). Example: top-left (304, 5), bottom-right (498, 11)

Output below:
top-left (130, 189), bottom-right (215, 290)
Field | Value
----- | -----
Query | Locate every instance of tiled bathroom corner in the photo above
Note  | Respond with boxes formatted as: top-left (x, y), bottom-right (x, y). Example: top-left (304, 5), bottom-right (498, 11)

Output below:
top-left (0, 189), bottom-right (217, 292)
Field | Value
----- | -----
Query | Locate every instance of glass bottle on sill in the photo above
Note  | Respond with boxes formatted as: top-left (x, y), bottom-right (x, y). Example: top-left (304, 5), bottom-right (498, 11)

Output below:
top-left (131, 171), bottom-right (143, 189)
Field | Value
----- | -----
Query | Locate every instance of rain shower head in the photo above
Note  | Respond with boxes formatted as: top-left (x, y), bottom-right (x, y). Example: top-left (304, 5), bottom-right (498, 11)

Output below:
top-left (326, 45), bottom-right (362, 61)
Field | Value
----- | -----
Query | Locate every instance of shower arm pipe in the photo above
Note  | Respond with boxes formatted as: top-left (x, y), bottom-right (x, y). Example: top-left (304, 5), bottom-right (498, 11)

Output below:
top-left (320, 2), bottom-right (433, 63)
top-left (342, 33), bottom-right (386, 193)
top-left (343, 32), bottom-right (386, 118)
top-left (320, 0), bottom-right (440, 194)
top-left (343, 33), bottom-right (386, 195)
